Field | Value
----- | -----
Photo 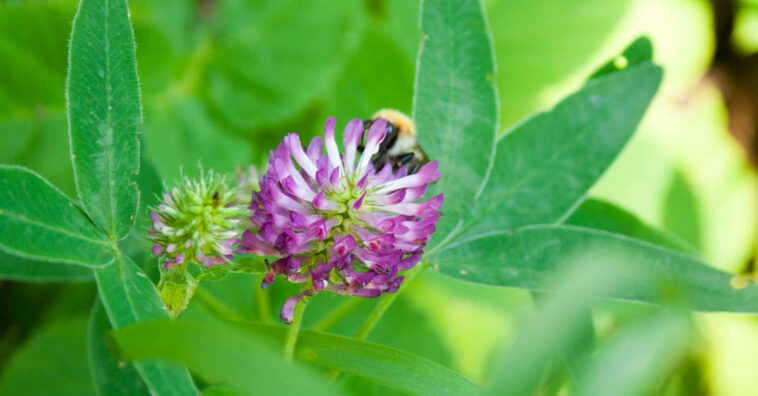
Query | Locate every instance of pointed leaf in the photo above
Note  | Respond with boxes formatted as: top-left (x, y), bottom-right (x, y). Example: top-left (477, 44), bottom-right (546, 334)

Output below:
top-left (413, 0), bottom-right (498, 238)
top-left (0, 165), bottom-right (111, 267)
top-left (436, 224), bottom-right (758, 312)
top-left (67, 0), bottom-right (141, 239)
top-left (565, 198), bottom-right (698, 255)
top-left (431, 44), bottom-right (662, 252)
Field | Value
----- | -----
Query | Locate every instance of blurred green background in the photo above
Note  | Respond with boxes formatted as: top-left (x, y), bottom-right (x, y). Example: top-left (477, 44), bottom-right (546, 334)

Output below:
top-left (2, 0), bottom-right (758, 395)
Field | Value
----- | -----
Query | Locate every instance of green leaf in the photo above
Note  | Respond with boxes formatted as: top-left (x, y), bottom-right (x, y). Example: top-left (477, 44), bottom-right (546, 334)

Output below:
top-left (487, 0), bottom-right (632, 126)
top-left (142, 99), bottom-right (251, 181)
top-left (431, 40), bottom-right (662, 252)
top-left (565, 198), bottom-right (698, 255)
top-left (206, 0), bottom-right (361, 130)
top-left (299, 331), bottom-right (481, 396)
top-left (662, 169), bottom-right (702, 249)
top-left (435, 224), bottom-right (758, 312)
top-left (0, 249), bottom-right (93, 282)
top-left (485, 260), bottom-right (634, 396)
top-left (0, 3), bottom-right (75, 195)
top-left (0, 1), bottom-right (70, 109)
top-left (109, 320), bottom-right (346, 396)
top-left (325, 0), bottom-right (420, 122)
top-left (576, 313), bottom-right (692, 396)
top-left (202, 387), bottom-right (245, 396)
top-left (0, 165), bottom-right (112, 267)
top-left (88, 300), bottom-right (150, 396)
top-left (0, 318), bottom-right (95, 396)
top-left (590, 37), bottom-right (653, 80)
top-left (413, 0), bottom-right (498, 237)
top-left (251, 325), bottom-right (482, 396)
top-left (95, 254), bottom-right (197, 395)
top-left (1, 114), bottom-right (77, 197)
top-left (67, 0), bottom-right (141, 239)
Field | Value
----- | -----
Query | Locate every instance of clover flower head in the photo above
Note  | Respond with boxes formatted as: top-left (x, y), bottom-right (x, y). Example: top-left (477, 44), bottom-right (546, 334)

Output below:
top-left (149, 170), bottom-right (249, 317)
top-left (149, 170), bottom-right (248, 269)
top-left (240, 117), bottom-right (443, 323)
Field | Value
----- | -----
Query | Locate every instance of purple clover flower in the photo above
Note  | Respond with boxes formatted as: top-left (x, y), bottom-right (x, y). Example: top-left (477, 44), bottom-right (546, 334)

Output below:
top-left (240, 117), bottom-right (443, 323)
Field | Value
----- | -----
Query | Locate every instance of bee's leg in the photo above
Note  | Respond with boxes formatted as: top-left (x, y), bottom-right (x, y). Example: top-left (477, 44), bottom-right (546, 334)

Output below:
top-left (407, 160), bottom-right (423, 175)
top-left (371, 152), bottom-right (388, 172)
top-left (389, 157), bottom-right (402, 172)
top-left (358, 119), bottom-right (373, 153)
top-left (393, 153), bottom-right (417, 174)
top-left (395, 153), bottom-right (415, 165)
top-left (377, 123), bottom-right (399, 154)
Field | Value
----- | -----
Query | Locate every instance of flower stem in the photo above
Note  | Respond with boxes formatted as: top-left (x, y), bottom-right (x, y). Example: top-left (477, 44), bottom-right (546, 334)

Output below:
top-left (253, 275), bottom-right (271, 323)
top-left (329, 263), bottom-right (426, 385)
top-left (313, 296), bottom-right (364, 332)
top-left (284, 298), bottom-right (307, 362)
top-left (194, 287), bottom-right (250, 324)
top-left (354, 263), bottom-right (424, 340)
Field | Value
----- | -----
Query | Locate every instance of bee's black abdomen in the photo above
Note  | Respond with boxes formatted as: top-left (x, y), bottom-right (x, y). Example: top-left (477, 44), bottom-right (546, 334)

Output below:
top-left (407, 161), bottom-right (423, 175)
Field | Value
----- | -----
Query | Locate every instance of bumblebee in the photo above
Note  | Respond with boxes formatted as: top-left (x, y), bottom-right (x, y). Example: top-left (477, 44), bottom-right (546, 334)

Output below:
top-left (360, 109), bottom-right (430, 174)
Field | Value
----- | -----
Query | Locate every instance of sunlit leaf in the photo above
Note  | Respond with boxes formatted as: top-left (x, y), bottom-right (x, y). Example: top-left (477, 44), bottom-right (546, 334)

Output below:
top-left (430, 39), bottom-right (662, 252)
top-left (484, 261), bottom-right (634, 395)
top-left (486, 0), bottom-right (632, 126)
top-left (662, 168), bottom-right (702, 249)
top-left (576, 313), bottom-right (692, 396)
top-left (565, 198), bottom-right (697, 255)
top-left (436, 224), bottom-right (758, 312)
